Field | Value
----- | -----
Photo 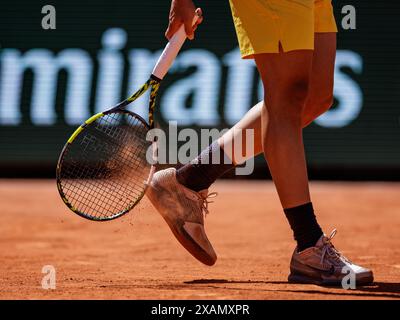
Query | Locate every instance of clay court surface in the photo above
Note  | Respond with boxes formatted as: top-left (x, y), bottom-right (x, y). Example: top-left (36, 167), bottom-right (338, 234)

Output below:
top-left (0, 179), bottom-right (399, 300)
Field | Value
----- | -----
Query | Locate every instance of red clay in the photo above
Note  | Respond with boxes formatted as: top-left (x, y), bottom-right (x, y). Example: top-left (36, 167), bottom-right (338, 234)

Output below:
top-left (0, 180), bottom-right (399, 299)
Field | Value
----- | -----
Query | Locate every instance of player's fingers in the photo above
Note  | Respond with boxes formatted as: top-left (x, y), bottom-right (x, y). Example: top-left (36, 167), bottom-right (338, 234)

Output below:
top-left (192, 8), bottom-right (203, 34)
top-left (193, 16), bottom-right (203, 31)
top-left (194, 8), bottom-right (203, 26)
top-left (165, 19), bottom-right (181, 40)
top-left (196, 15), bottom-right (204, 25)
top-left (166, 8), bottom-right (203, 41)
top-left (185, 8), bottom-right (203, 40)
top-left (183, 18), bottom-right (195, 40)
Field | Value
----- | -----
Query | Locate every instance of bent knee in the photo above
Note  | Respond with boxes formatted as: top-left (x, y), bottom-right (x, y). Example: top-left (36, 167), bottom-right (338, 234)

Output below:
top-left (267, 78), bottom-right (310, 123)
top-left (312, 93), bottom-right (334, 111)
top-left (302, 93), bottom-right (334, 127)
top-left (286, 78), bottom-right (310, 105)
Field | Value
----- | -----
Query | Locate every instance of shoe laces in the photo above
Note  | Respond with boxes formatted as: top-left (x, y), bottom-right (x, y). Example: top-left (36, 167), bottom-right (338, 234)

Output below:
top-left (199, 192), bottom-right (218, 216)
top-left (320, 229), bottom-right (351, 266)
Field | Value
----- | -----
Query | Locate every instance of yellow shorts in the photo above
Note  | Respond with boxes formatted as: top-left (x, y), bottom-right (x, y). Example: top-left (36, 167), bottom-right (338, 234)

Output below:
top-left (229, 0), bottom-right (338, 58)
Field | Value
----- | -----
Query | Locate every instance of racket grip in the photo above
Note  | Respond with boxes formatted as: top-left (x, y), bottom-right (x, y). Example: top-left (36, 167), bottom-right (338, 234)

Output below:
top-left (151, 11), bottom-right (200, 81)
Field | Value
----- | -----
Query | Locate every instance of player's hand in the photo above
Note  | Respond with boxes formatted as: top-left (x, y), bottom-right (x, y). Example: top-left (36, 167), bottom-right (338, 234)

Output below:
top-left (165, 0), bottom-right (203, 40)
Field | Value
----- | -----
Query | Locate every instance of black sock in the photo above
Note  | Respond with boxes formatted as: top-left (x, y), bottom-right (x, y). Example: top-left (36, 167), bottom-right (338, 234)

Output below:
top-left (284, 202), bottom-right (323, 252)
top-left (176, 141), bottom-right (235, 192)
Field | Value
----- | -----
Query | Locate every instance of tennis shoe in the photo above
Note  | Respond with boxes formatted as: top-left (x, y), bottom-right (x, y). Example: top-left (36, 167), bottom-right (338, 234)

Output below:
top-left (288, 229), bottom-right (373, 286)
top-left (146, 168), bottom-right (217, 266)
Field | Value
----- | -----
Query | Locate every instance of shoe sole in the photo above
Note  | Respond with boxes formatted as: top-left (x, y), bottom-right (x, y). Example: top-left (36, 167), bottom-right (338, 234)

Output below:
top-left (164, 215), bottom-right (217, 266)
top-left (146, 174), bottom-right (217, 267)
top-left (288, 272), bottom-right (374, 287)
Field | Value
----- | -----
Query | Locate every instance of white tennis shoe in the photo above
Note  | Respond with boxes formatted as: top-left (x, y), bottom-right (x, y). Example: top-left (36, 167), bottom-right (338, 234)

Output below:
top-left (146, 168), bottom-right (217, 266)
top-left (288, 229), bottom-right (374, 286)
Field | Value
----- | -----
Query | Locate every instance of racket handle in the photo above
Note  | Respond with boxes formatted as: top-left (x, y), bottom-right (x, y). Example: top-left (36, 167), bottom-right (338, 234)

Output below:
top-left (151, 11), bottom-right (200, 81)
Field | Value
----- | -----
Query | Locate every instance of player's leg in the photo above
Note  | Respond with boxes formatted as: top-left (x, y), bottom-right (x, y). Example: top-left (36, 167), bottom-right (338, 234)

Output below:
top-left (255, 50), bottom-right (313, 209)
top-left (176, 101), bottom-right (263, 192)
top-left (254, 50), bottom-right (325, 253)
top-left (219, 32), bottom-right (337, 161)
top-left (218, 101), bottom-right (263, 165)
top-left (302, 32), bottom-right (336, 127)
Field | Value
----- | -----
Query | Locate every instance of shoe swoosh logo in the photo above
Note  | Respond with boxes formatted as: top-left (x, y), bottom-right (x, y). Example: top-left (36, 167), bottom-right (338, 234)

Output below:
top-left (305, 263), bottom-right (336, 276)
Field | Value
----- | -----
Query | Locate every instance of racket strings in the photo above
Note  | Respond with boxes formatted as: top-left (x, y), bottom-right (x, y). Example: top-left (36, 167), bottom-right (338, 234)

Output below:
top-left (59, 112), bottom-right (152, 220)
top-left (62, 133), bottom-right (148, 217)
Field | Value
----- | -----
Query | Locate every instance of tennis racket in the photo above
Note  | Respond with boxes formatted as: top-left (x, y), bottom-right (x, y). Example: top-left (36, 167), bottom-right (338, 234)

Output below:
top-left (56, 12), bottom-right (200, 221)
